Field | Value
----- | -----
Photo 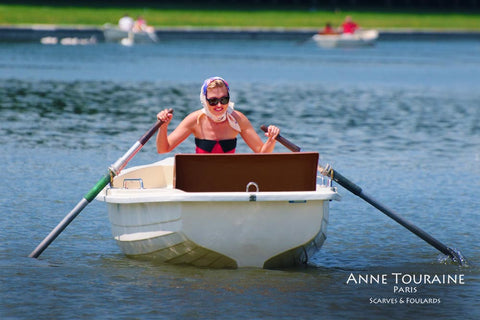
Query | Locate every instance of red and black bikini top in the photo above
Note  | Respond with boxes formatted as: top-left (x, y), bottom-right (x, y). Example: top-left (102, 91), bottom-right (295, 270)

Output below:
top-left (195, 138), bottom-right (237, 154)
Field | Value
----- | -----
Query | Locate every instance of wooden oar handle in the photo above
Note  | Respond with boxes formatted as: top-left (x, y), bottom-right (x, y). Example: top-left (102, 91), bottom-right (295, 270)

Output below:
top-left (260, 125), bottom-right (301, 152)
top-left (139, 108), bottom-right (173, 145)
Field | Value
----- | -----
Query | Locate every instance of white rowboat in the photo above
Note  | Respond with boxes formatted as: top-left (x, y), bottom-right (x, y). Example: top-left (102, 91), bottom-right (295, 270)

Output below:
top-left (96, 152), bottom-right (340, 269)
top-left (102, 24), bottom-right (158, 44)
top-left (312, 29), bottom-right (379, 48)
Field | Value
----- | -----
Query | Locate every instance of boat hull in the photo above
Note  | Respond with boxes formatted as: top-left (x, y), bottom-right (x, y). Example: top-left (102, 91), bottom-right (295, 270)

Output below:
top-left (105, 194), bottom-right (331, 268)
top-left (102, 24), bottom-right (157, 44)
top-left (312, 29), bottom-right (379, 48)
top-left (97, 154), bottom-right (340, 269)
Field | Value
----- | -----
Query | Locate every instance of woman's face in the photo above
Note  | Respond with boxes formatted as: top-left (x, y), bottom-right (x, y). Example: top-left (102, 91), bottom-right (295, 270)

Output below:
top-left (205, 86), bottom-right (229, 118)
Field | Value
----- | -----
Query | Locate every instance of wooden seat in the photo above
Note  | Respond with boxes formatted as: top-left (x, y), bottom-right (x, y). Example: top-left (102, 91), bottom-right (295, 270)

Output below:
top-left (174, 152), bottom-right (319, 192)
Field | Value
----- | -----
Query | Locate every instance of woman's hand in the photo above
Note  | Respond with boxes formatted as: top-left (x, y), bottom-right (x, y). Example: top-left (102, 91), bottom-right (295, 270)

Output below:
top-left (264, 125), bottom-right (280, 140)
top-left (157, 108), bottom-right (173, 125)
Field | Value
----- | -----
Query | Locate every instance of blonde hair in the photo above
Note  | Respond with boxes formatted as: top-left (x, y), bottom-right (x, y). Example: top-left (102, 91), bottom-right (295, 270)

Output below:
top-left (206, 79), bottom-right (227, 92)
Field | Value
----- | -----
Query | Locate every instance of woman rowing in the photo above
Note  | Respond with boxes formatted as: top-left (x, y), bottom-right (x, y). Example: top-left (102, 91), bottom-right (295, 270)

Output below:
top-left (156, 76), bottom-right (280, 154)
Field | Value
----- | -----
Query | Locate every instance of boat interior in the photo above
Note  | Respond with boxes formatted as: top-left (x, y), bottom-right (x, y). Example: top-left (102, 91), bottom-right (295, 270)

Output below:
top-left (111, 152), bottom-right (320, 193)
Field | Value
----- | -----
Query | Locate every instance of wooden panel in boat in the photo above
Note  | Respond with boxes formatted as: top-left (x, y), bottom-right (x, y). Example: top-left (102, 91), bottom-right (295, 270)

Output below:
top-left (174, 152), bottom-right (319, 192)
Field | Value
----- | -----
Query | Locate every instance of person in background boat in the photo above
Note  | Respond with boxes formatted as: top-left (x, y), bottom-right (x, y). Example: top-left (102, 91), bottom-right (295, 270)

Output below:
top-left (133, 15), bottom-right (155, 33)
top-left (118, 14), bottom-right (134, 32)
top-left (341, 16), bottom-right (359, 34)
top-left (319, 22), bottom-right (338, 35)
top-left (156, 77), bottom-right (280, 154)
top-left (133, 16), bottom-right (144, 32)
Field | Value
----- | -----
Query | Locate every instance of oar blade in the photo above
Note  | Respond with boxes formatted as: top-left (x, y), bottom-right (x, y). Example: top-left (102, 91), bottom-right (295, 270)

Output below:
top-left (29, 173), bottom-right (111, 258)
top-left (29, 198), bottom-right (89, 258)
top-left (446, 247), bottom-right (469, 266)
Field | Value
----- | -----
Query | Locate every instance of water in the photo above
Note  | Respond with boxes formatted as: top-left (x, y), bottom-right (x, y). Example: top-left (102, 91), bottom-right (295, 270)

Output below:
top-left (1, 38), bottom-right (479, 319)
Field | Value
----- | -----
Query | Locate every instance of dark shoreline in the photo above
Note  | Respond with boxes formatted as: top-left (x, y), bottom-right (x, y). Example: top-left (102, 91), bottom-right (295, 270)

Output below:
top-left (1, 25), bottom-right (480, 42)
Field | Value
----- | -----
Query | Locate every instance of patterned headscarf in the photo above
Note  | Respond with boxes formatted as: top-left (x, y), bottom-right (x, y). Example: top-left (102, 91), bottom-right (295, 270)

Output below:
top-left (199, 76), bottom-right (241, 132)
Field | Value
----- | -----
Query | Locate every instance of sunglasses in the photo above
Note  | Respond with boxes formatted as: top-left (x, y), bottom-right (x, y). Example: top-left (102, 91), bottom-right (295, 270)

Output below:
top-left (206, 96), bottom-right (230, 106)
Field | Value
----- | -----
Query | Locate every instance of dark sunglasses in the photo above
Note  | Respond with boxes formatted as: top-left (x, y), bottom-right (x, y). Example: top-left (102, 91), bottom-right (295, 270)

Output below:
top-left (206, 96), bottom-right (230, 106)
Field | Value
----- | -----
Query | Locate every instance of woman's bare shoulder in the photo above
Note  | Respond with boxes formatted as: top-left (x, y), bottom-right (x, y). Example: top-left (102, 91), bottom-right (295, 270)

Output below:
top-left (186, 109), bottom-right (203, 117)
top-left (232, 109), bottom-right (249, 122)
top-left (181, 109), bottom-right (202, 123)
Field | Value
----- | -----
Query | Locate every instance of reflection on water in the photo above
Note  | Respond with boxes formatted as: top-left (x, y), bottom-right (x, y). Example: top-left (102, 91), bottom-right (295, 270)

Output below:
top-left (1, 39), bottom-right (479, 319)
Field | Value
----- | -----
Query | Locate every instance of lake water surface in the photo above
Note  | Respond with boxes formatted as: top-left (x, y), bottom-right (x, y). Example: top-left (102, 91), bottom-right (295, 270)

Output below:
top-left (1, 38), bottom-right (479, 319)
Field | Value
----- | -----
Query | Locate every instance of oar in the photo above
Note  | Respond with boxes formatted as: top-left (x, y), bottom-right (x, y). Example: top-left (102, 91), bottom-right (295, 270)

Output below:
top-left (29, 109), bottom-right (173, 258)
top-left (260, 125), bottom-right (467, 265)
top-left (147, 30), bottom-right (158, 43)
top-left (260, 125), bottom-right (301, 152)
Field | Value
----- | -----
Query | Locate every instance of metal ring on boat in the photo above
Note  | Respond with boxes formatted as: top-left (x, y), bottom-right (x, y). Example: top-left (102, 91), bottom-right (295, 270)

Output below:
top-left (246, 182), bottom-right (259, 202)
top-left (246, 181), bottom-right (259, 193)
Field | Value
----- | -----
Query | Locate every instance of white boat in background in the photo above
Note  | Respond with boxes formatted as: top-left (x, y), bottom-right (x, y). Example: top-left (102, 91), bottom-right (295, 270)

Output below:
top-left (102, 23), bottom-right (158, 44)
top-left (312, 29), bottom-right (379, 48)
top-left (40, 36), bottom-right (97, 46)
top-left (96, 153), bottom-right (340, 269)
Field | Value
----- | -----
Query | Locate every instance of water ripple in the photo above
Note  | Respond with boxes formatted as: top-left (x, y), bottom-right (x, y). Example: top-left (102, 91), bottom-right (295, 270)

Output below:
top-left (1, 80), bottom-right (479, 159)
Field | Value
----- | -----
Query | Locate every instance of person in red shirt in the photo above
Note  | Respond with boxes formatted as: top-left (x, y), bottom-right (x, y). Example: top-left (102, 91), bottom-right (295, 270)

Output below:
top-left (342, 16), bottom-right (359, 34)
top-left (133, 16), bottom-right (147, 32)
top-left (319, 22), bottom-right (338, 35)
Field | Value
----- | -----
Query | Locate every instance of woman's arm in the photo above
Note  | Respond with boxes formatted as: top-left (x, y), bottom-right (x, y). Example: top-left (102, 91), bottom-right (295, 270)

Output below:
top-left (259, 125), bottom-right (280, 153)
top-left (156, 110), bottom-right (197, 153)
top-left (236, 111), bottom-right (279, 153)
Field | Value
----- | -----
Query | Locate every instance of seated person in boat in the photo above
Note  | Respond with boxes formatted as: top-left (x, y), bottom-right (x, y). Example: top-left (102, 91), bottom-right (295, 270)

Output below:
top-left (341, 16), bottom-right (359, 34)
top-left (156, 77), bottom-right (280, 154)
top-left (133, 15), bottom-right (155, 33)
top-left (319, 22), bottom-right (339, 35)
top-left (118, 14), bottom-right (134, 32)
